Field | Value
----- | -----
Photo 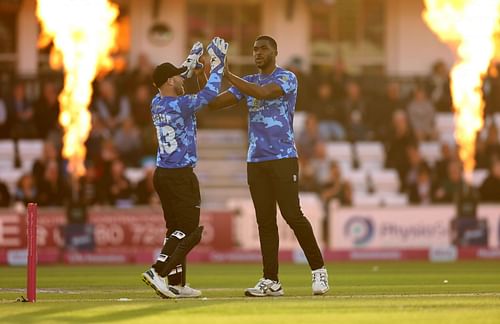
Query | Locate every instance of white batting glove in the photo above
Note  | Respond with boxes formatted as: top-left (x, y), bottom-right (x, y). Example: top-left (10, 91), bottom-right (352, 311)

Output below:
top-left (207, 37), bottom-right (229, 73)
top-left (181, 41), bottom-right (204, 79)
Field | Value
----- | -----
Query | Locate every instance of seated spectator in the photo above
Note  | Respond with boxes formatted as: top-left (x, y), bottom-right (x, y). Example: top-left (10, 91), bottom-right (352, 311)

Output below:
top-left (0, 178), bottom-right (11, 207)
top-left (475, 124), bottom-right (500, 169)
top-left (433, 142), bottom-right (457, 183)
top-left (479, 159), bottom-right (500, 202)
top-left (426, 60), bottom-right (452, 112)
top-left (296, 114), bottom-right (325, 160)
top-left (37, 160), bottom-right (68, 206)
top-left (85, 113), bottom-right (111, 164)
top-left (0, 97), bottom-right (9, 138)
top-left (371, 81), bottom-right (407, 141)
top-left (93, 78), bottom-right (131, 134)
top-left (406, 85), bottom-right (437, 141)
top-left (407, 163), bottom-right (435, 205)
top-left (15, 173), bottom-right (38, 205)
top-left (433, 159), bottom-right (464, 203)
top-left (113, 118), bottom-right (142, 167)
top-left (298, 156), bottom-right (320, 193)
top-left (385, 110), bottom-right (418, 190)
top-left (342, 80), bottom-right (373, 141)
top-left (135, 166), bottom-right (158, 205)
top-left (310, 142), bottom-right (331, 184)
top-left (104, 159), bottom-right (133, 206)
top-left (6, 82), bottom-right (38, 139)
top-left (130, 83), bottom-right (154, 130)
top-left (34, 80), bottom-right (61, 139)
top-left (319, 161), bottom-right (352, 207)
top-left (32, 140), bottom-right (63, 189)
top-left (312, 81), bottom-right (346, 141)
top-left (285, 57), bottom-right (312, 112)
top-left (405, 144), bottom-right (431, 192)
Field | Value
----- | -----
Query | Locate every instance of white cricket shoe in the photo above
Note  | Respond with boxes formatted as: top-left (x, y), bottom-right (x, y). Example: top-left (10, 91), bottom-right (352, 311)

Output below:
top-left (169, 284), bottom-right (202, 298)
top-left (245, 278), bottom-right (284, 297)
top-left (142, 268), bottom-right (177, 299)
top-left (312, 268), bottom-right (329, 295)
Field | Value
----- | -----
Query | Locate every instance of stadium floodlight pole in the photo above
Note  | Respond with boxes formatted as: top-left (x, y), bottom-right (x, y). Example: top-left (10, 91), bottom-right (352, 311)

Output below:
top-left (27, 203), bottom-right (38, 302)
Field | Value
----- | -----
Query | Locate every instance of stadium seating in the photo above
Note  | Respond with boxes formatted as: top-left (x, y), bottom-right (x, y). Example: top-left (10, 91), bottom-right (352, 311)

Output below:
top-left (419, 141), bottom-right (441, 166)
top-left (353, 141), bottom-right (385, 170)
top-left (325, 141), bottom-right (353, 172)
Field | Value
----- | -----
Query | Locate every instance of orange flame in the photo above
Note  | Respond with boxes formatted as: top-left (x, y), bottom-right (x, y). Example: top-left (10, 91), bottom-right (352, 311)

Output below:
top-left (36, 0), bottom-right (119, 178)
top-left (423, 0), bottom-right (500, 183)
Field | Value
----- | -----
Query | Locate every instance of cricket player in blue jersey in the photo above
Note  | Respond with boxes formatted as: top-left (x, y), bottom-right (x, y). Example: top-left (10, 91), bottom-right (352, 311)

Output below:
top-left (142, 37), bottom-right (228, 299)
top-left (209, 35), bottom-right (329, 296)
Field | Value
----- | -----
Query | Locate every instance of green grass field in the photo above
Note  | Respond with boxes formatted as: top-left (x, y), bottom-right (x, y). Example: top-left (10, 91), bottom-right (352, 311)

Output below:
top-left (1, 261), bottom-right (500, 323)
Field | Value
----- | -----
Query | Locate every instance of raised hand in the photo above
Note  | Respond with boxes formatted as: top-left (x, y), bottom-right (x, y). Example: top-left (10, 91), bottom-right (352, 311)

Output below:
top-left (181, 41), bottom-right (204, 79)
top-left (207, 37), bottom-right (229, 73)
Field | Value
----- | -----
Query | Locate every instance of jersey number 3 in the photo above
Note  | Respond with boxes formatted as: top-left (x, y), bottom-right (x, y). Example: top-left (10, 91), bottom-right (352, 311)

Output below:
top-left (157, 125), bottom-right (178, 154)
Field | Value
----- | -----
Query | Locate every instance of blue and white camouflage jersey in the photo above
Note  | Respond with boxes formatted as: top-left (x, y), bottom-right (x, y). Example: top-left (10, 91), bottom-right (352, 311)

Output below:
top-left (228, 66), bottom-right (298, 162)
top-left (151, 71), bottom-right (222, 168)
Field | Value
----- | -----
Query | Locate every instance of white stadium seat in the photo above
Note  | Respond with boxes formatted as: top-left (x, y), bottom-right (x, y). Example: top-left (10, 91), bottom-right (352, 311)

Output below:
top-left (325, 141), bottom-right (353, 171)
top-left (419, 141), bottom-right (441, 166)
top-left (370, 169), bottom-right (400, 194)
top-left (354, 141), bottom-right (385, 170)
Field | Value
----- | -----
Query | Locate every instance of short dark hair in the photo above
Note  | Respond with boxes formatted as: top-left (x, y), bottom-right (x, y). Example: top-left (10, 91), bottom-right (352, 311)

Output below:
top-left (256, 35), bottom-right (277, 51)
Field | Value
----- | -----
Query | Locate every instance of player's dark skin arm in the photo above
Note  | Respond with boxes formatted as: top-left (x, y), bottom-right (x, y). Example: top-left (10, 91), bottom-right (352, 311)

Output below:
top-left (207, 90), bottom-right (239, 111)
top-left (225, 70), bottom-right (284, 100)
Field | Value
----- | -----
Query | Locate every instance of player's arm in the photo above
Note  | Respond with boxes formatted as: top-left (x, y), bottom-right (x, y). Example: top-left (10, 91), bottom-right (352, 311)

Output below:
top-left (178, 37), bottom-right (228, 114)
top-left (207, 90), bottom-right (239, 111)
top-left (225, 70), bottom-right (284, 100)
top-left (194, 56), bottom-right (208, 90)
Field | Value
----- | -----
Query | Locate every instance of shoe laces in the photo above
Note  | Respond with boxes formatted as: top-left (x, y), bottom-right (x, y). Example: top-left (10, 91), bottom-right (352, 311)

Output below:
top-left (312, 271), bottom-right (328, 286)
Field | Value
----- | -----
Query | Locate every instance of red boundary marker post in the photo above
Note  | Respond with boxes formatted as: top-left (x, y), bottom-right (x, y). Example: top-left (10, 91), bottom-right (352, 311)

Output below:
top-left (27, 203), bottom-right (38, 302)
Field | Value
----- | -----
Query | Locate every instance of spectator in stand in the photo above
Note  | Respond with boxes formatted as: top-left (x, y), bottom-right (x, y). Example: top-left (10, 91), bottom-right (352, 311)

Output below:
top-left (433, 159), bottom-right (464, 203)
top-left (93, 78), bottom-right (131, 134)
top-left (326, 56), bottom-right (349, 102)
top-left (406, 85), bottom-right (437, 141)
top-left (433, 142), bottom-right (457, 183)
top-left (286, 57), bottom-right (312, 113)
top-left (34, 80), bottom-right (61, 139)
top-left (372, 81), bottom-right (406, 141)
top-left (126, 53), bottom-right (155, 96)
top-left (312, 80), bottom-right (346, 141)
top-left (296, 114), bottom-right (325, 160)
top-left (475, 124), bottom-right (500, 169)
top-left (407, 163), bottom-right (435, 205)
top-left (298, 156), bottom-right (320, 193)
top-left (32, 140), bottom-right (63, 190)
top-left (479, 158), bottom-right (500, 202)
top-left (14, 173), bottom-right (38, 205)
top-left (37, 160), bottom-right (68, 206)
top-left (385, 110), bottom-right (418, 191)
top-left (104, 158), bottom-right (133, 206)
top-left (76, 162), bottom-right (103, 206)
top-left (0, 178), bottom-right (11, 207)
top-left (341, 80), bottom-right (372, 141)
top-left (404, 144), bottom-right (430, 192)
top-left (135, 165), bottom-right (158, 205)
top-left (426, 60), bottom-right (453, 112)
top-left (113, 118), bottom-right (142, 167)
top-left (6, 82), bottom-right (38, 139)
top-left (0, 97), bottom-right (9, 138)
top-left (319, 161), bottom-right (352, 207)
top-left (130, 83), bottom-right (154, 130)
top-left (85, 113), bottom-right (111, 164)
top-left (310, 142), bottom-right (331, 184)
top-left (482, 61), bottom-right (500, 118)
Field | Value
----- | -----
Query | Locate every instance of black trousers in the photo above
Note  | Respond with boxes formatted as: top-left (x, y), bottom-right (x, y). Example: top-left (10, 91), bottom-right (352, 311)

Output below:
top-left (153, 167), bottom-right (201, 234)
top-left (153, 167), bottom-right (201, 282)
top-left (247, 158), bottom-right (324, 281)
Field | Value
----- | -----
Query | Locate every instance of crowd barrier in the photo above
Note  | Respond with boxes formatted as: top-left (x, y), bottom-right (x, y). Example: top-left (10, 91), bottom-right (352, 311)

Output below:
top-left (1, 198), bottom-right (499, 265)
